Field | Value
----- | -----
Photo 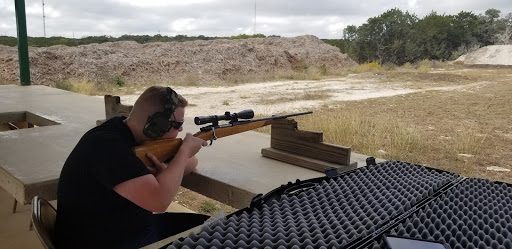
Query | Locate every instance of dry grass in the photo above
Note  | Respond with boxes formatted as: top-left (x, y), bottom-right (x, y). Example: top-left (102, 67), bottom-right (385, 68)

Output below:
top-left (347, 62), bottom-right (383, 73)
top-left (258, 109), bottom-right (423, 163)
top-left (0, 76), bottom-right (17, 85)
top-left (260, 90), bottom-right (331, 105)
top-left (220, 66), bottom-right (339, 85)
top-left (174, 187), bottom-right (237, 215)
top-left (276, 72), bottom-right (512, 183)
top-left (178, 74), bottom-right (201, 86)
top-left (251, 65), bottom-right (512, 184)
top-left (243, 65), bottom-right (512, 185)
top-left (54, 79), bottom-right (142, 95)
top-left (348, 64), bottom-right (512, 90)
top-left (55, 80), bottom-right (101, 95)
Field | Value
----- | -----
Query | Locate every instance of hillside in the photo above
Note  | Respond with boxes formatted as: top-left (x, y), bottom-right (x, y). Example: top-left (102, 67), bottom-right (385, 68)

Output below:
top-left (0, 35), bottom-right (355, 85)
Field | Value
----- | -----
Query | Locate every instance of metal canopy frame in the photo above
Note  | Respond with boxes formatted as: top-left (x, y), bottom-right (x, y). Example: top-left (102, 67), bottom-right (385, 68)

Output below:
top-left (14, 0), bottom-right (31, 85)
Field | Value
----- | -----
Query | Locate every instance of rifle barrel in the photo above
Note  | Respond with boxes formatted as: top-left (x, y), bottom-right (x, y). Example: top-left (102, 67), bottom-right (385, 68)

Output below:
top-left (233, 111), bottom-right (313, 124)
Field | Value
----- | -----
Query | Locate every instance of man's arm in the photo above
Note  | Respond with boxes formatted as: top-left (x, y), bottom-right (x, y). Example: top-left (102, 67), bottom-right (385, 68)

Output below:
top-left (184, 155), bottom-right (198, 175)
top-left (113, 133), bottom-right (206, 212)
top-left (146, 155), bottom-right (198, 177)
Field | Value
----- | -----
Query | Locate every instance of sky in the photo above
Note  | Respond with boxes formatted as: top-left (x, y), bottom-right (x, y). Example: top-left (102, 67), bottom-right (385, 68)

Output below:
top-left (0, 0), bottom-right (511, 39)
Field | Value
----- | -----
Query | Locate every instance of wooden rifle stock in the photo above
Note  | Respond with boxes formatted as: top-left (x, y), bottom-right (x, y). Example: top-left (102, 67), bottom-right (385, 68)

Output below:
top-left (134, 111), bottom-right (311, 166)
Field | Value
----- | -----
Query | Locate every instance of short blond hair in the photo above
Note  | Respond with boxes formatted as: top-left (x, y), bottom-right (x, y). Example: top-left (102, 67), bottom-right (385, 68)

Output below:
top-left (135, 86), bottom-right (188, 111)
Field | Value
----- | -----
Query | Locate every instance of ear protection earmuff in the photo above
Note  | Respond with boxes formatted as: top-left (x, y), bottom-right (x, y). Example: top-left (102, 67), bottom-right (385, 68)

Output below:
top-left (142, 87), bottom-right (180, 140)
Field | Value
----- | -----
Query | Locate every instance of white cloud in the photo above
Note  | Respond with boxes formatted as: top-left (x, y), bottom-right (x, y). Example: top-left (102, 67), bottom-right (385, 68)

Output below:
top-left (1, 23), bottom-right (12, 29)
top-left (0, 0), bottom-right (511, 39)
top-left (408, 0), bottom-right (417, 9)
top-left (327, 22), bottom-right (345, 37)
top-left (116, 0), bottom-right (214, 8)
top-left (26, 3), bottom-right (61, 18)
top-left (256, 16), bottom-right (291, 25)
top-left (170, 18), bottom-right (198, 32)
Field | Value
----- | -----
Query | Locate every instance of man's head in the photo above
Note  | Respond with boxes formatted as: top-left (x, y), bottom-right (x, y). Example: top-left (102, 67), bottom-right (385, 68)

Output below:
top-left (126, 86), bottom-right (188, 142)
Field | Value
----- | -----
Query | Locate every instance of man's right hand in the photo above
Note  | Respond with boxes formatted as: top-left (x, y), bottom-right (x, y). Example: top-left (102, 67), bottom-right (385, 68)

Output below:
top-left (179, 133), bottom-right (207, 158)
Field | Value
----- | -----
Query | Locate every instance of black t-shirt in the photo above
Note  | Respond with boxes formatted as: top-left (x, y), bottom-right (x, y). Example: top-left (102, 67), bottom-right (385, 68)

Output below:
top-left (55, 116), bottom-right (152, 249)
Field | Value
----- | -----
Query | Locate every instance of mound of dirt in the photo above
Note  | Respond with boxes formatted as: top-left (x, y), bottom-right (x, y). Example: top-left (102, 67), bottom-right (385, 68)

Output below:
top-left (0, 35), bottom-right (355, 85)
top-left (455, 45), bottom-right (512, 66)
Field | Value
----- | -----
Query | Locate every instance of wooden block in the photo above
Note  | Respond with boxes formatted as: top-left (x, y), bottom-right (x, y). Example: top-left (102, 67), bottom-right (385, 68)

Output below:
top-left (261, 147), bottom-right (357, 173)
top-left (271, 119), bottom-right (323, 143)
top-left (271, 127), bottom-right (323, 143)
top-left (104, 95), bottom-right (133, 119)
top-left (104, 95), bottom-right (121, 118)
top-left (97, 95), bottom-right (133, 126)
top-left (269, 119), bottom-right (350, 164)
top-left (270, 138), bottom-right (351, 165)
top-left (270, 118), bottom-right (298, 129)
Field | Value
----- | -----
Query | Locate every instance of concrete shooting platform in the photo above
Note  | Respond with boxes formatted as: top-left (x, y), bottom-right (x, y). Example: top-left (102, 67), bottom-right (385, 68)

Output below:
top-left (0, 85), bottom-right (382, 209)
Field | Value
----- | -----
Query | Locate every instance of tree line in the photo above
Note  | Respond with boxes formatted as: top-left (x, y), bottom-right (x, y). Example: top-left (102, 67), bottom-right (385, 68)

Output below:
top-left (0, 34), bottom-right (223, 47)
top-left (324, 8), bottom-right (512, 65)
top-left (0, 33), bottom-right (278, 48)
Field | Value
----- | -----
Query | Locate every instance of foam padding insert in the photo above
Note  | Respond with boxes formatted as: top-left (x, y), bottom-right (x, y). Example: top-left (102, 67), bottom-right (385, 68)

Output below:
top-left (369, 178), bottom-right (512, 249)
top-left (168, 161), bottom-right (459, 249)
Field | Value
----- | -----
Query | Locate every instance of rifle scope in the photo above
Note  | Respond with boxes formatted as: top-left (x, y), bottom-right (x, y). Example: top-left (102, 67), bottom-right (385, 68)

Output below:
top-left (194, 109), bottom-right (254, 125)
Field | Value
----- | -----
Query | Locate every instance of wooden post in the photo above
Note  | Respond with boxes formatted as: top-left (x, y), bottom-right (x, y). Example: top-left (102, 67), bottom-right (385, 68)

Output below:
top-left (96, 95), bottom-right (133, 126)
top-left (12, 199), bottom-right (17, 213)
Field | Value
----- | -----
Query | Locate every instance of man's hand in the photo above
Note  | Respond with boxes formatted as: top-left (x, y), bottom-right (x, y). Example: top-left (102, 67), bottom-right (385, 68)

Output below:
top-left (179, 133), bottom-right (207, 158)
top-left (145, 152), bottom-right (166, 176)
top-left (145, 133), bottom-right (205, 177)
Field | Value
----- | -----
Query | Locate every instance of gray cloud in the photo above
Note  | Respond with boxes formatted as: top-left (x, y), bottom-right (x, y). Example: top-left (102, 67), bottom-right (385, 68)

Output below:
top-left (0, 0), bottom-right (511, 39)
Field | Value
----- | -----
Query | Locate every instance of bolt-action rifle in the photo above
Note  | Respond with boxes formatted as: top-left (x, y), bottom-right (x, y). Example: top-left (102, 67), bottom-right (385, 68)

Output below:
top-left (134, 109), bottom-right (312, 166)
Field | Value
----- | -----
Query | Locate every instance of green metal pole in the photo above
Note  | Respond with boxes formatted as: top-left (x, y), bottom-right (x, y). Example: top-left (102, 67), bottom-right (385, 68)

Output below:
top-left (14, 0), bottom-right (31, 85)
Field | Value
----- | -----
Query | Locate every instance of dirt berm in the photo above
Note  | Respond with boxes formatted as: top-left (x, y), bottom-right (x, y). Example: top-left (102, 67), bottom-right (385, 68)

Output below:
top-left (455, 45), bottom-right (512, 66)
top-left (0, 35), bottom-right (355, 85)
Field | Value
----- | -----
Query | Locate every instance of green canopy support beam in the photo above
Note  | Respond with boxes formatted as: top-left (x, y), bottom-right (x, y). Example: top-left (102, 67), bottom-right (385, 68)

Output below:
top-left (14, 0), bottom-right (31, 85)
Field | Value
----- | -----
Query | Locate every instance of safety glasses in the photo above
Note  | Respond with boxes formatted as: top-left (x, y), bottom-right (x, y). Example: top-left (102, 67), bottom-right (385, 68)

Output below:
top-left (168, 120), bottom-right (184, 130)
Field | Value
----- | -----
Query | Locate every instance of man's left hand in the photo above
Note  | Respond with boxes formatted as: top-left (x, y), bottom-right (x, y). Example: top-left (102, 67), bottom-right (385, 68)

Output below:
top-left (145, 152), bottom-right (166, 176)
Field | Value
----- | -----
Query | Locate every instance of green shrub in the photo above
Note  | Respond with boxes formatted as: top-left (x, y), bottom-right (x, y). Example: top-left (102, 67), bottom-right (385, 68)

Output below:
top-left (112, 75), bottom-right (125, 87)
top-left (367, 62), bottom-right (382, 70)
top-left (55, 81), bottom-right (72, 91)
top-left (318, 64), bottom-right (327, 75)
top-left (350, 62), bottom-right (383, 73)
top-left (55, 80), bottom-right (100, 95)
top-left (228, 33), bottom-right (266, 40)
top-left (199, 202), bottom-right (219, 214)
